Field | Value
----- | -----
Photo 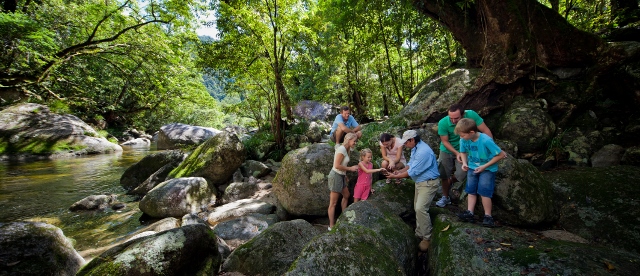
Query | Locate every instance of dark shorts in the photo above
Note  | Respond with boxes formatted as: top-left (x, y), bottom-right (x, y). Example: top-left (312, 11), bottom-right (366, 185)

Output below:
top-left (328, 170), bottom-right (347, 192)
top-left (330, 131), bottom-right (346, 144)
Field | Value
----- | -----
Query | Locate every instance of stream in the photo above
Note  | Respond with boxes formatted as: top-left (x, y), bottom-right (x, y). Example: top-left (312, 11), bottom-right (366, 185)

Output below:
top-left (0, 147), bottom-right (155, 259)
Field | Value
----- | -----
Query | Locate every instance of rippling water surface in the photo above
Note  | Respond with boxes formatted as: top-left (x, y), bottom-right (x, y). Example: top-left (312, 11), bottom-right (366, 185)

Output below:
top-left (0, 147), bottom-right (155, 258)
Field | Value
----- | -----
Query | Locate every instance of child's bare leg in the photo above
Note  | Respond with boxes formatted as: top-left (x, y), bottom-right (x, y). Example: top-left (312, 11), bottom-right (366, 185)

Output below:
top-left (467, 194), bottom-right (478, 213)
top-left (481, 196), bottom-right (492, 216)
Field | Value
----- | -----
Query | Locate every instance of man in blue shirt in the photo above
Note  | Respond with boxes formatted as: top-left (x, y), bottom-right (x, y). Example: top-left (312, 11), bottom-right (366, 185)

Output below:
top-left (329, 106), bottom-right (362, 144)
top-left (386, 130), bottom-right (440, 252)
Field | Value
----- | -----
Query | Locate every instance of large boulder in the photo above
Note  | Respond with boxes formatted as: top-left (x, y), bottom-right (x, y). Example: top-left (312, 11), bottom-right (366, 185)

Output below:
top-left (461, 155), bottom-right (557, 226)
top-left (168, 131), bottom-right (245, 186)
top-left (139, 177), bottom-right (217, 218)
top-left (242, 160), bottom-right (271, 178)
top-left (286, 203), bottom-right (413, 275)
top-left (156, 123), bottom-right (221, 150)
top-left (120, 138), bottom-right (151, 149)
top-left (398, 68), bottom-right (481, 127)
top-left (129, 162), bottom-right (181, 196)
top-left (544, 166), bottom-right (640, 254)
top-left (293, 100), bottom-right (333, 121)
top-left (221, 182), bottom-right (259, 204)
top-left (207, 199), bottom-right (275, 225)
top-left (622, 146), bottom-right (640, 166)
top-left (272, 143), bottom-right (334, 216)
top-left (76, 224), bottom-right (222, 275)
top-left (368, 179), bottom-right (415, 218)
top-left (429, 213), bottom-right (640, 275)
top-left (120, 149), bottom-right (185, 192)
top-left (221, 219), bottom-right (322, 276)
top-left (305, 121), bottom-right (325, 143)
top-left (285, 134), bottom-right (310, 151)
top-left (498, 97), bottom-right (556, 153)
top-left (0, 222), bottom-right (85, 276)
top-left (0, 103), bottom-right (121, 158)
top-left (560, 127), bottom-right (604, 166)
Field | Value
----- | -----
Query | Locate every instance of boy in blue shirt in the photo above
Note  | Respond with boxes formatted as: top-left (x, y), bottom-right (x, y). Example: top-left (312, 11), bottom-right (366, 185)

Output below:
top-left (455, 118), bottom-right (506, 227)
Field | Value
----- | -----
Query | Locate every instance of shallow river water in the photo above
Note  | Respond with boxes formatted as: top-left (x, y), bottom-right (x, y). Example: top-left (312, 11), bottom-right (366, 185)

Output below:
top-left (0, 147), bottom-right (154, 259)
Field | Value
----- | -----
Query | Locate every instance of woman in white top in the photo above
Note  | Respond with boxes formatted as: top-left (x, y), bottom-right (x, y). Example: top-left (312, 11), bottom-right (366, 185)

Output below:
top-left (379, 133), bottom-right (407, 184)
top-left (327, 132), bottom-right (358, 230)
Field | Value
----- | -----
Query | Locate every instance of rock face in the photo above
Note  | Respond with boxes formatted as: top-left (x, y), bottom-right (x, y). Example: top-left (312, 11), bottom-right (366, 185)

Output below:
top-left (168, 131), bottom-right (245, 186)
top-left (156, 123), bottom-right (221, 150)
top-left (286, 201), bottom-right (414, 275)
top-left (498, 97), bottom-right (556, 153)
top-left (76, 224), bottom-right (221, 275)
top-left (69, 194), bottom-right (118, 211)
top-left (544, 166), bottom-right (640, 254)
top-left (139, 177), bottom-right (217, 218)
top-left (429, 213), bottom-right (640, 275)
top-left (272, 143), bottom-right (334, 216)
top-left (0, 222), bottom-right (85, 276)
top-left (590, 144), bottom-right (625, 167)
top-left (369, 179), bottom-right (415, 218)
top-left (0, 103), bottom-right (121, 158)
top-left (120, 149), bottom-right (185, 192)
top-left (461, 155), bottom-right (557, 226)
top-left (221, 219), bottom-right (321, 276)
top-left (293, 100), bottom-right (333, 121)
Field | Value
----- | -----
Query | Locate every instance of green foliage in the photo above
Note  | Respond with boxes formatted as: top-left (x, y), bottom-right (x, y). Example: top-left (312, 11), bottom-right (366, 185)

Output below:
top-left (48, 100), bottom-right (70, 114)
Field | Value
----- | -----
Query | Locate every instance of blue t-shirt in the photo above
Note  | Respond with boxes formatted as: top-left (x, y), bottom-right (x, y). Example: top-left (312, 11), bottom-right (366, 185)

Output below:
top-left (407, 140), bottom-right (440, 182)
top-left (329, 114), bottom-right (359, 135)
top-left (459, 133), bottom-right (503, 172)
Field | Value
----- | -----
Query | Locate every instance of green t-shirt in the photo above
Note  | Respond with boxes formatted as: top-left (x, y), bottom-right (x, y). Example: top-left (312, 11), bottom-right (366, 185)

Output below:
top-left (438, 110), bottom-right (484, 154)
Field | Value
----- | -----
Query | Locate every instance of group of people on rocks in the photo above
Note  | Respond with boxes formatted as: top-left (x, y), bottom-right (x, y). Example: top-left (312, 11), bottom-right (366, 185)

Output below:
top-left (326, 104), bottom-right (506, 252)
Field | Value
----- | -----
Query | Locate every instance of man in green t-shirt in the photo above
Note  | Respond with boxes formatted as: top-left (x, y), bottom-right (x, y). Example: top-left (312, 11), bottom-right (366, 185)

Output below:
top-left (435, 104), bottom-right (493, 207)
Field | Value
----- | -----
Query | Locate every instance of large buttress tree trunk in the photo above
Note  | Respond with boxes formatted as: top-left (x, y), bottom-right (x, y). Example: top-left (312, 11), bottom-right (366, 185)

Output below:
top-left (412, 0), bottom-right (604, 86)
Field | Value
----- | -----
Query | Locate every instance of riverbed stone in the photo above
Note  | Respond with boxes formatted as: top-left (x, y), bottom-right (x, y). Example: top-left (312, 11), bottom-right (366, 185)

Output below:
top-left (544, 166), bottom-right (640, 254)
top-left (207, 199), bottom-right (275, 225)
top-left (120, 149), bottom-right (185, 192)
top-left (0, 103), bottom-right (121, 158)
top-left (222, 182), bottom-right (259, 204)
top-left (242, 160), bottom-right (271, 178)
top-left (221, 219), bottom-right (321, 276)
top-left (0, 221), bottom-right (85, 276)
top-left (621, 146), bottom-right (640, 166)
top-left (273, 143), bottom-right (335, 216)
top-left (129, 162), bottom-right (181, 196)
top-left (69, 194), bottom-right (117, 211)
top-left (76, 224), bottom-right (221, 275)
top-left (212, 213), bottom-right (279, 248)
top-left (590, 144), bottom-right (625, 167)
top-left (429, 213), bottom-right (640, 275)
top-left (139, 177), bottom-right (217, 218)
top-left (156, 123), bottom-right (221, 150)
top-left (120, 138), bottom-right (150, 148)
top-left (168, 131), bottom-right (245, 186)
top-left (460, 155), bottom-right (557, 226)
top-left (498, 97), bottom-right (556, 153)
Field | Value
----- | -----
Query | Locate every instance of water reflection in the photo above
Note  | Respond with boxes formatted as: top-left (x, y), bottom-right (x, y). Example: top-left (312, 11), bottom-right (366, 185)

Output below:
top-left (0, 147), bottom-right (155, 257)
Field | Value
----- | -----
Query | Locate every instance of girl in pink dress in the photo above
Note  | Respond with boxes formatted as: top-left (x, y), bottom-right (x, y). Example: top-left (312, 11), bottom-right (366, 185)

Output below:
top-left (354, 148), bottom-right (385, 202)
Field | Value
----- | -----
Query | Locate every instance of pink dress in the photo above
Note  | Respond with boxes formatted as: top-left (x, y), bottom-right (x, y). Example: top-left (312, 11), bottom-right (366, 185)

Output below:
top-left (354, 162), bottom-right (373, 200)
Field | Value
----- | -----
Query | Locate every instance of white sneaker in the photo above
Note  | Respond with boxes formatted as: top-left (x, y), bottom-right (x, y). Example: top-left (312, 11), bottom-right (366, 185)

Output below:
top-left (328, 226), bottom-right (332, 231)
top-left (435, 196), bottom-right (451, 207)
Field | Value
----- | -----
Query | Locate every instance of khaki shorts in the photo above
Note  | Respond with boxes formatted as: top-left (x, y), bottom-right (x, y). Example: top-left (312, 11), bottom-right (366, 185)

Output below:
top-left (328, 170), bottom-right (347, 192)
top-left (438, 151), bottom-right (467, 181)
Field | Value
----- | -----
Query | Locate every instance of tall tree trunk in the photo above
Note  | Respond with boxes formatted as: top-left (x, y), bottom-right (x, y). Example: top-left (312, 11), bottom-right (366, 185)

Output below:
top-left (412, 0), bottom-right (604, 86)
top-left (377, 15), bottom-right (405, 105)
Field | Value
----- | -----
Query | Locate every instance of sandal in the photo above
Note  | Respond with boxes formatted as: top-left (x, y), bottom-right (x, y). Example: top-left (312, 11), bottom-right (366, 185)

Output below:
top-left (385, 178), bottom-right (391, 184)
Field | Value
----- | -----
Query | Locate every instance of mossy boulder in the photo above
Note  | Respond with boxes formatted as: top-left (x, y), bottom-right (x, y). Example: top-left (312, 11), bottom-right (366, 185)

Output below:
top-left (139, 177), bottom-right (217, 218)
top-left (286, 200), bottom-right (416, 275)
top-left (336, 201), bottom-right (418, 275)
top-left (622, 146), bottom-right (640, 166)
top-left (242, 160), bottom-right (271, 178)
top-left (0, 222), bottom-right (85, 276)
top-left (212, 213), bottom-right (279, 248)
top-left (120, 150), bottom-right (185, 192)
top-left (156, 123), bottom-right (221, 150)
top-left (398, 68), bottom-right (481, 127)
top-left (461, 155), bottom-right (557, 226)
top-left (590, 144), bottom-right (625, 167)
top-left (221, 219), bottom-right (321, 276)
top-left (168, 131), bottom-right (246, 186)
top-left (368, 179), bottom-right (415, 218)
top-left (560, 127), bottom-right (604, 166)
top-left (305, 121), bottom-right (325, 143)
top-left (76, 224), bottom-right (221, 275)
top-left (69, 194), bottom-right (118, 211)
top-left (272, 143), bottom-right (335, 216)
top-left (498, 97), bottom-right (556, 153)
top-left (429, 213), bottom-right (640, 275)
top-left (543, 166), bottom-right (640, 253)
top-left (129, 162), bottom-right (182, 196)
top-left (221, 182), bottom-right (259, 204)
top-left (285, 134), bottom-right (310, 151)
top-left (0, 103), bottom-right (121, 158)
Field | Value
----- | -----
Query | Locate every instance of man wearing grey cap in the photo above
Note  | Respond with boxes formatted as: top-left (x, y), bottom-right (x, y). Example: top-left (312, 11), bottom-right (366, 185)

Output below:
top-left (385, 129), bottom-right (440, 252)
